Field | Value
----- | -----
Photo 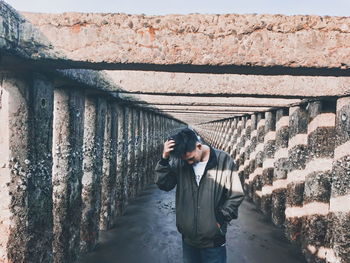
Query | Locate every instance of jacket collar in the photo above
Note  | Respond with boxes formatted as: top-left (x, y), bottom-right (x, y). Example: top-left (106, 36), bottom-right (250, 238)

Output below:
top-left (206, 146), bottom-right (218, 170)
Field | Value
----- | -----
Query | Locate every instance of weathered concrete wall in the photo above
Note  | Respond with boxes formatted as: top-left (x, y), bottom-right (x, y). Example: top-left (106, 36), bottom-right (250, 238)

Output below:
top-left (0, 70), bottom-right (183, 263)
top-left (197, 98), bottom-right (350, 263)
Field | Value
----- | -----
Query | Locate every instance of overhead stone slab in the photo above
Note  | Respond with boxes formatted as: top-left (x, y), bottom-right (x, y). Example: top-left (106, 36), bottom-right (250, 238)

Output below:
top-left (118, 94), bottom-right (301, 107)
top-left (106, 71), bottom-right (350, 97)
top-left (167, 113), bottom-right (242, 124)
top-left (155, 105), bottom-right (271, 111)
top-left (21, 11), bottom-right (350, 71)
top-left (163, 110), bottom-right (253, 114)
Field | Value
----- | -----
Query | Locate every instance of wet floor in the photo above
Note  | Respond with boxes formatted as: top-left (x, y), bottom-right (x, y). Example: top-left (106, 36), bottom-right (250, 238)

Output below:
top-left (79, 184), bottom-right (307, 263)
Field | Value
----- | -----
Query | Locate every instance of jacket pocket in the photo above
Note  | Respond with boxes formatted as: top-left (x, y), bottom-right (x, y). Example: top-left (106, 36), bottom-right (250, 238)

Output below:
top-left (215, 223), bottom-right (225, 236)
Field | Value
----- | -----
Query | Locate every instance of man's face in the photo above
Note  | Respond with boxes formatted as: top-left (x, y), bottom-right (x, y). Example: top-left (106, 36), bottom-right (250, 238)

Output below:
top-left (181, 143), bottom-right (202, 165)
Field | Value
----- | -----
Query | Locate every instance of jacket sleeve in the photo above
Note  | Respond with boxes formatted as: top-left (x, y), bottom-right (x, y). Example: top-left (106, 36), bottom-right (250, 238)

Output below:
top-left (217, 160), bottom-right (245, 223)
top-left (154, 158), bottom-right (177, 191)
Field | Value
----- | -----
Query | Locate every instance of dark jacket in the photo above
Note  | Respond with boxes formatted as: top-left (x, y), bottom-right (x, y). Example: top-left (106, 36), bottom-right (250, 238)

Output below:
top-left (155, 147), bottom-right (245, 248)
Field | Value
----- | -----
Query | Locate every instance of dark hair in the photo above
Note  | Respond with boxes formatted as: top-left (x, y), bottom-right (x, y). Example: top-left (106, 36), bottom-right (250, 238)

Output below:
top-left (169, 128), bottom-right (199, 158)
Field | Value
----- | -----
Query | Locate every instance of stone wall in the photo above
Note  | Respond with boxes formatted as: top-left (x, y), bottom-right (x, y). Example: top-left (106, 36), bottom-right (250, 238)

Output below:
top-left (196, 98), bottom-right (350, 263)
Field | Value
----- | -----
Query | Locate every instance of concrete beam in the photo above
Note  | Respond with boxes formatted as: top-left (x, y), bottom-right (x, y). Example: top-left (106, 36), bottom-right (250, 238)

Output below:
top-left (154, 105), bottom-right (271, 112)
top-left (21, 11), bottom-right (350, 73)
top-left (107, 71), bottom-right (350, 97)
top-left (163, 110), bottom-right (253, 114)
top-left (119, 94), bottom-right (301, 107)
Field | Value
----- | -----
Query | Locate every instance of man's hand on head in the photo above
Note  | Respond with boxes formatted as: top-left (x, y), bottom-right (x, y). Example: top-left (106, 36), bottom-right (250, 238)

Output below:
top-left (162, 139), bottom-right (175, 159)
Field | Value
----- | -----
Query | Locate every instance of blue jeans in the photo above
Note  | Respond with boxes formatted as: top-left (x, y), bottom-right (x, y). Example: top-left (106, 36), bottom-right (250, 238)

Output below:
top-left (182, 240), bottom-right (227, 263)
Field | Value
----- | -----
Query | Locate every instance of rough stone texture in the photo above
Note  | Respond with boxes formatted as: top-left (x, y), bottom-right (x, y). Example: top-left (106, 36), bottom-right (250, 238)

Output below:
top-left (21, 11), bottom-right (350, 70)
top-left (138, 110), bottom-right (146, 188)
top-left (252, 113), bottom-right (265, 207)
top-left (302, 101), bottom-right (335, 260)
top-left (3, 78), bottom-right (29, 262)
top-left (0, 73), bottom-right (30, 262)
top-left (247, 115), bottom-right (257, 199)
top-left (132, 109), bottom-right (141, 198)
top-left (0, 73), bottom-right (54, 263)
top-left (328, 97), bottom-right (350, 263)
top-left (0, 75), bottom-right (14, 263)
top-left (115, 104), bottom-right (126, 216)
top-left (106, 71), bottom-right (350, 97)
top-left (327, 213), bottom-right (350, 263)
top-left (99, 103), bottom-right (118, 230)
top-left (81, 97), bottom-right (106, 253)
top-left (52, 88), bottom-right (85, 263)
top-left (0, 74), bottom-right (30, 263)
top-left (26, 74), bottom-right (54, 263)
top-left (260, 111), bottom-right (276, 217)
top-left (271, 108), bottom-right (289, 227)
top-left (123, 106), bottom-right (132, 207)
top-left (123, 94), bottom-right (302, 107)
top-left (127, 108), bottom-right (136, 200)
top-left (285, 105), bottom-right (308, 247)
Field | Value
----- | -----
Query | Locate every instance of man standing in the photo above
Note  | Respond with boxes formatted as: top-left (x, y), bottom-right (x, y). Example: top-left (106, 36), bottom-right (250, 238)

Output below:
top-left (155, 128), bottom-right (245, 263)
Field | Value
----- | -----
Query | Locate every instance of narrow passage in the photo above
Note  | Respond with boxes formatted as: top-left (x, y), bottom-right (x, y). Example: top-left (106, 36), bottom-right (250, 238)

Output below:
top-left (79, 184), bottom-right (306, 263)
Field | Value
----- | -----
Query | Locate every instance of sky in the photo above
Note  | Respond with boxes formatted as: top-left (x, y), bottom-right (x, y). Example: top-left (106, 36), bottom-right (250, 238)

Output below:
top-left (5, 0), bottom-right (350, 16)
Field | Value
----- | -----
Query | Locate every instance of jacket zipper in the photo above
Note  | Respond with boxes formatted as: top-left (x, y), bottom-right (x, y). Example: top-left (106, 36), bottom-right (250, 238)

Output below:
top-left (190, 167), bottom-right (199, 236)
top-left (194, 166), bottom-right (209, 237)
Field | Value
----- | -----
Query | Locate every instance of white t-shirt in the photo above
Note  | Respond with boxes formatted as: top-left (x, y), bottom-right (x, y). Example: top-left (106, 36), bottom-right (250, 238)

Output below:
top-left (192, 161), bottom-right (208, 186)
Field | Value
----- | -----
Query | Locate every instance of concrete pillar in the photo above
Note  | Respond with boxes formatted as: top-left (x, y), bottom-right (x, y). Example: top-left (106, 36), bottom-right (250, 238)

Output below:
top-left (156, 115), bottom-right (162, 156)
top-left (258, 111), bottom-right (276, 217)
top-left (140, 109), bottom-right (146, 187)
top-left (52, 88), bottom-right (85, 263)
top-left (0, 73), bottom-right (54, 263)
top-left (210, 122), bottom-right (216, 145)
top-left (218, 121), bottom-right (225, 148)
top-left (124, 106), bottom-right (133, 206)
top-left (243, 116), bottom-right (253, 196)
top-left (222, 119), bottom-right (231, 152)
top-left (116, 104), bottom-right (126, 215)
top-left (148, 112), bottom-right (153, 184)
top-left (223, 119), bottom-right (233, 153)
top-left (99, 102), bottom-right (118, 230)
top-left (301, 100), bottom-right (336, 262)
top-left (219, 119), bottom-right (229, 149)
top-left (271, 108), bottom-right (290, 227)
top-left (252, 113), bottom-right (265, 207)
top-left (80, 97), bottom-right (106, 253)
top-left (134, 109), bottom-right (141, 196)
top-left (245, 114), bottom-right (257, 199)
top-left (212, 122), bottom-right (218, 146)
top-left (238, 116), bottom-right (251, 188)
top-left (228, 118), bottom-right (238, 158)
top-left (327, 96), bottom-right (350, 263)
top-left (235, 117), bottom-right (247, 183)
top-left (143, 111), bottom-right (151, 185)
top-left (213, 122), bottom-right (221, 147)
top-left (285, 104), bottom-right (308, 246)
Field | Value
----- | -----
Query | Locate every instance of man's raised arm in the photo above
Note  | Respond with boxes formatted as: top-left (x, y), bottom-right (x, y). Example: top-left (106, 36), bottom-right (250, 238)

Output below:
top-left (154, 139), bottom-right (177, 191)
